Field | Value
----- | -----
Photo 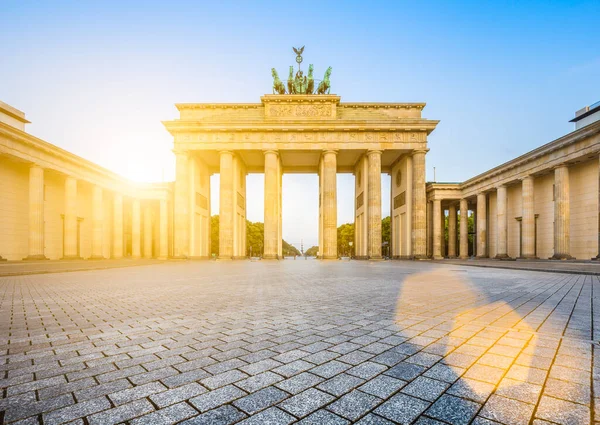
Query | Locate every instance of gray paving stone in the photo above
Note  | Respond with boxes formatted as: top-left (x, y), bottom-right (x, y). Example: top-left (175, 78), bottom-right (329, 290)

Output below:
top-left (278, 388), bottom-right (336, 418)
top-left (359, 374), bottom-right (406, 398)
top-left (181, 404), bottom-right (247, 425)
top-left (275, 372), bottom-right (324, 394)
top-left (201, 369), bottom-right (249, 389)
top-left (4, 394), bottom-right (74, 423)
top-left (108, 381), bottom-right (167, 406)
top-left (310, 360), bottom-right (351, 378)
top-left (346, 361), bottom-right (387, 379)
top-left (535, 395), bottom-right (590, 425)
top-left (356, 414), bottom-right (396, 424)
top-left (42, 396), bottom-right (111, 425)
top-left (402, 376), bottom-right (450, 402)
top-left (87, 399), bottom-right (154, 425)
top-left (384, 362), bottom-right (426, 381)
top-left (189, 385), bottom-right (247, 412)
top-left (447, 378), bottom-right (496, 403)
top-left (327, 390), bottom-right (382, 421)
top-left (317, 373), bottom-right (366, 396)
top-left (425, 394), bottom-right (481, 425)
top-left (298, 409), bottom-right (350, 425)
top-left (149, 382), bottom-right (207, 408)
top-left (236, 371), bottom-right (285, 393)
top-left (129, 402), bottom-right (197, 425)
top-left (233, 386), bottom-right (289, 414)
top-left (374, 393), bottom-right (430, 424)
top-left (480, 395), bottom-right (535, 425)
top-left (236, 407), bottom-right (295, 424)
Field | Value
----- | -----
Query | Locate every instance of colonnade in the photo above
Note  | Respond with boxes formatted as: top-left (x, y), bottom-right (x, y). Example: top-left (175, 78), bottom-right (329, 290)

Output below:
top-left (430, 163), bottom-right (576, 260)
top-left (23, 165), bottom-right (168, 260)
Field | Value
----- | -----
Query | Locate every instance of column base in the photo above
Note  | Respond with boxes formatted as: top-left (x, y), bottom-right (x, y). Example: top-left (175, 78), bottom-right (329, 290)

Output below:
top-left (61, 255), bottom-right (82, 260)
top-left (321, 256), bottom-right (338, 260)
top-left (170, 255), bottom-right (188, 260)
top-left (494, 254), bottom-right (514, 261)
top-left (519, 255), bottom-right (538, 260)
top-left (592, 255), bottom-right (600, 261)
top-left (262, 254), bottom-right (279, 260)
top-left (475, 255), bottom-right (488, 259)
top-left (369, 256), bottom-right (383, 261)
top-left (550, 254), bottom-right (575, 260)
top-left (232, 256), bottom-right (248, 260)
top-left (157, 256), bottom-right (169, 260)
top-left (189, 256), bottom-right (210, 260)
top-left (23, 254), bottom-right (48, 261)
top-left (217, 256), bottom-right (233, 260)
top-left (458, 255), bottom-right (469, 259)
top-left (411, 255), bottom-right (431, 260)
top-left (90, 255), bottom-right (106, 260)
top-left (354, 256), bottom-right (370, 260)
top-left (433, 255), bottom-right (444, 260)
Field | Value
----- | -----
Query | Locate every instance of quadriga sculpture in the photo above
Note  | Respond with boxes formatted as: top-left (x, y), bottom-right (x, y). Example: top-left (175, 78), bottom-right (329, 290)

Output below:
top-left (316, 66), bottom-right (332, 95)
top-left (271, 68), bottom-right (286, 95)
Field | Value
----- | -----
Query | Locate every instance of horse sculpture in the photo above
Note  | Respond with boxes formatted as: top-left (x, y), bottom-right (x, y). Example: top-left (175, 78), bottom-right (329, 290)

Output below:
top-left (271, 68), bottom-right (286, 95)
top-left (316, 66), bottom-right (332, 95)
top-left (287, 66), bottom-right (294, 94)
top-left (306, 64), bottom-right (314, 94)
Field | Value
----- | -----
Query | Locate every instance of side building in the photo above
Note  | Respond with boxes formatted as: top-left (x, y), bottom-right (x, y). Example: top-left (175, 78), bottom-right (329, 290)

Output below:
top-left (0, 101), bottom-right (173, 261)
top-left (425, 100), bottom-right (600, 260)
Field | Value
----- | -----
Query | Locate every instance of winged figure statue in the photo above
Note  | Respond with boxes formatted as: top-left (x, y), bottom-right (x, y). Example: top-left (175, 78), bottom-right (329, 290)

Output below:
top-left (293, 46), bottom-right (305, 55)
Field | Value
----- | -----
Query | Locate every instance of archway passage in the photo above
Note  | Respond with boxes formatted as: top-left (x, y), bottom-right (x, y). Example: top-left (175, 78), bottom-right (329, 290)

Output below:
top-left (163, 94), bottom-right (438, 259)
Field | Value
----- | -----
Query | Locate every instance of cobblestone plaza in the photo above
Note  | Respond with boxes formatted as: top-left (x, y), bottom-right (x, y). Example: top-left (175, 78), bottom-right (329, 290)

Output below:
top-left (1, 261), bottom-right (598, 424)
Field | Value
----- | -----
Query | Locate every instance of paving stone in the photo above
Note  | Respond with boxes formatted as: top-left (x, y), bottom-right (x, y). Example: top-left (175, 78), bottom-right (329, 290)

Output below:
top-left (108, 381), bottom-right (167, 406)
top-left (447, 378), bottom-right (496, 403)
top-left (317, 373), bottom-right (366, 396)
top-left (4, 394), bottom-right (74, 423)
top-left (374, 393), bottom-right (430, 424)
top-left (355, 414), bottom-right (396, 424)
top-left (402, 376), bottom-right (450, 401)
top-left (149, 382), bottom-right (207, 408)
top-left (233, 386), bottom-right (289, 414)
top-left (480, 395), bottom-right (535, 425)
top-left (275, 372), bottom-right (323, 394)
top-left (189, 385), bottom-right (247, 412)
top-left (346, 361), bottom-right (387, 379)
top-left (201, 369), bottom-right (249, 389)
top-left (425, 394), bottom-right (480, 425)
top-left (181, 404), bottom-right (247, 424)
top-left (384, 362), bottom-right (426, 381)
top-left (298, 409), bottom-right (350, 425)
top-left (496, 378), bottom-right (542, 404)
top-left (278, 388), bottom-right (336, 418)
top-left (129, 402), bottom-right (197, 425)
top-left (236, 407), bottom-right (295, 425)
top-left (87, 399), bottom-right (154, 425)
top-left (327, 390), bottom-right (382, 421)
top-left (359, 374), bottom-right (406, 398)
top-left (535, 395), bottom-right (590, 425)
top-left (42, 397), bottom-right (111, 425)
top-left (236, 371), bottom-right (285, 393)
top-left (310, 360), bottom-right (351, 378)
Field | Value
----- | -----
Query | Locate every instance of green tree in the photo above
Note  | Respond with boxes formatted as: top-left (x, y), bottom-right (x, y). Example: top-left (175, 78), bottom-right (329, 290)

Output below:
top-left (282, 240), bottom-right (301, 256)
top-left (246, 220), bottom-right (264, 257)
top-left (210, 215), bottom-right (219, 256)
top-left (304, 246), bottom-right (319, 257)
top-left (337, 222), bottom-right (355, 257)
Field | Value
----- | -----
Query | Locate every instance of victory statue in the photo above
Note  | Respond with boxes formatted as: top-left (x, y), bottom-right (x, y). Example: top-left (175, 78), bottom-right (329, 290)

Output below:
top-left (272, 47), bottom-right (331, 95)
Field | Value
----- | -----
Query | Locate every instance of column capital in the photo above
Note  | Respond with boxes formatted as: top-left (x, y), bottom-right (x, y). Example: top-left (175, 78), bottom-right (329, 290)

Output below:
top-left (411, 148), bottom-right (429, 156)
top-left (496, 184), bottom-right (507, 190)
top-left (520, 175), bottom-right (534, 182)
top-left (263, 149), bottom-right (279, 156)
top-left (323, 149), bottom-right (338, 156)
top-left (366, 149), bottom-right (383, 156)
top-left (552, 163), bottom-right (569, 171)
top-left (29, 163), bottom-right (44, 170)
top-left (219, 149), bottom-right (234, 155)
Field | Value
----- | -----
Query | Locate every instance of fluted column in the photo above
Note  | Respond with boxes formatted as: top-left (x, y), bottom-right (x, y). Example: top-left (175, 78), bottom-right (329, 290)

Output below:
top-left (459, 199), bottom-right (469, 259)
top-left (432, 199), bottom-right (443, 259)
top-left (63, 176), bottom-right (79, 259)
top-left (91, 186), bottom-right (104, 259)
top-left (131, 199), bottom-right (141, 259)
top-left (263, 150), bottom-right (279, 259)
top-left (367, 150), bottom-right (382, 259)
top-left (495, 185), bottom-right (509, 259)
top-left (322, 150), bottom-right (338, 259)
top-left (448, 204), bottom-right (457, 258)
top-left (552, 165), bottom-right (573, 259)
top-left (159, 199), bottom-right (168, 260)
top-left (144, 205), bottom-right (153, 258)
top-left (25, 165), bottom-right (47, 260)
top-left (476, 193), bottom-right (487, 258)
top-left (173, 151), bottom-right (189, 259)
top-left (219, 150), bottom-right (234, 259)
top-left (411, 149), bottom-right (427, 259)
top-left (112, 193), bottom-right (123, 259)
top-left (521, 176), bottom-right (536, 258)
top-left (595, 155), bottom-right (600, 260)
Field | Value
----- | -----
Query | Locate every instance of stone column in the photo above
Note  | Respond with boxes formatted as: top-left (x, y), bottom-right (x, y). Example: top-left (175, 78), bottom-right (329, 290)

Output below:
top-left (131, 199), bottom-right (141, 259)
top-left (552, 165), bottom-right (573, 259)
top-left (25, 165), bottom-right (47, 260)
top-left (521, 176), bottom-right (536, 258)
top-left (159, 199), bottom-right (168, 260)
top-left (440, 208), bottom-right (446, 257)
top-left (426, 201), bottom-right (432, 257)
top-left (411, 149), bottom-right (427, 259)
top-left (91, 185), bottom-right (104, 259)
top-left (367, 150), bottom-right (382, 259)
top-left (173, 151), bottom-right (189, 259)
top-left (495, 185), bottom-right (509, 259)
top-left (595, 155), bottom-right (600, 260)
top-left (448, 204), bottom-right (457, 258)
top-left (263, 150), bottom-right (279, 259)
top-left (432, 199), bottom-right (443, 259)
top-left (459, 199), bottom-right (469, 258)
top-left (219, 150), bottom-right (234, 259)
top-left (63, 176), bottom-right (79, 259)
top-left (322, 150), bottom-right (338, 259)
top-left (144, 205), bottom-right (153, 258)
top-left (112, 193), bottom-right (123, 259)
top-left (476, 193), bottom-right (487, 258)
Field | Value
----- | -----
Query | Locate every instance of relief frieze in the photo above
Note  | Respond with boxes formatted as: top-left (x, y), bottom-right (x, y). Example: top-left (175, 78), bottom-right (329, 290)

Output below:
top-left (267, 104), bottom-right (333, 118)
top-left (183, 131), bottom-right (426, 144)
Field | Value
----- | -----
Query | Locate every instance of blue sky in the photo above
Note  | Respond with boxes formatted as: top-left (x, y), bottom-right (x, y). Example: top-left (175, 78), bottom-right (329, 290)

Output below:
top-left (1, 1), bottom-right (598, 248)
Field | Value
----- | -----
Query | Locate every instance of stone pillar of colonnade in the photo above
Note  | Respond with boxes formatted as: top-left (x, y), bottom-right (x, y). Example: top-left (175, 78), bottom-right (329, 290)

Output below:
top-left (495, 185), bottom-right (509, 259)
top-left (131, 199), bottom-right (141, 259)
top-left (448, 204), bottom-right (457, 258)
top-left (476, 193), bottom-right (487, 258)
top-left (426, 201), bottom-right (432, 258)
top-left (144, 204), bottom-right (153, 258)
top-left (219, 150), bottom-right (234, 259)
top-left (595, 155), bottom-right (600, 260)
top-left (440, 207), bottom-right (446, 258)
top-left (159, 199), bottom-right (169, 260)
top-left (459, 199), bottom-right (469, 259)
top-left (91, 185), bottom-right (104, 259)
top-left (367, 150), bottom-right (382, 259)
top-left (112, 193), bottom-right (123, 259)
top-left (432, 199), bottom-right (443, 259)
top-left (411, 149), bottom-right (428, 259)
top-left (263, 150), bottom-right (281, 259)
top-left (552, 165), bottom-right (573, 259)
top-left (63, 176), bottom-right (80, 259)
top-left (25, 165), bottom-right (47, 260)
top-left (173, 151), bottom-right (190, 259)
top-left (321, 150), bottom-right (338, 259)
top-left (521, 176), bottom-right (536, 258)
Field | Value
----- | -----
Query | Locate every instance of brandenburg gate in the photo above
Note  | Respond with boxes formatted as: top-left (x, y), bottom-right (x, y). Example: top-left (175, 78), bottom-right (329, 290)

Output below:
top-left (163, 53), bottom-right (439, 260)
